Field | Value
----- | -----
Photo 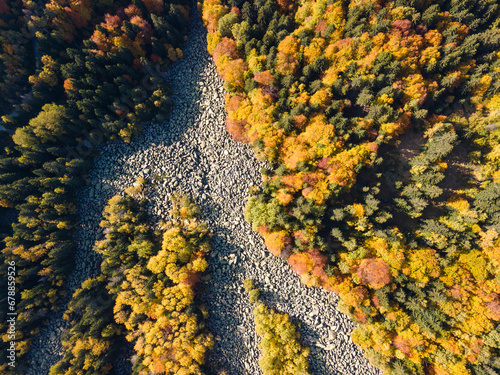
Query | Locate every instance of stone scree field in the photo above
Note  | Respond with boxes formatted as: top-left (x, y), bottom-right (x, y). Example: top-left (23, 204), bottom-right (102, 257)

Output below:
top-left (26, 4), bottom-right (380, 375)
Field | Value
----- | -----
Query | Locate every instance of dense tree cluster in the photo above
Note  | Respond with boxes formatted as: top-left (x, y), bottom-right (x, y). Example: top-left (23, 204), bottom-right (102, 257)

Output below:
top-left (203, 1), bottom-right (500, 374)
top-left (49, 275), bottom-right (121, 375)
top-left (51, 181), bottom-right (214, 375)
top-left (244, 279), bottom-right (311, 375)
top-left (0, 0), bottom-right (34, 115)
top-left (0, 0), bottom-right (190, 371)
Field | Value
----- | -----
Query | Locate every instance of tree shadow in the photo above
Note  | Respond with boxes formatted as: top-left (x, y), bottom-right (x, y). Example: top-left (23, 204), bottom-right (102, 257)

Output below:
top-left (196, 224), bottom-right (263, 375)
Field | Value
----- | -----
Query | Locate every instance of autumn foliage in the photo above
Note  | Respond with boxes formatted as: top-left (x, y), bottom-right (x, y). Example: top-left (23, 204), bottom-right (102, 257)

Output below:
top-left (203, 0), bottom-right (500, 374)
top-left (51, 181), bottom-right (214, 375)
top-left (245, 280), bottom-right (311, 375)
top-left (0, 0), bottom-right (191, 371)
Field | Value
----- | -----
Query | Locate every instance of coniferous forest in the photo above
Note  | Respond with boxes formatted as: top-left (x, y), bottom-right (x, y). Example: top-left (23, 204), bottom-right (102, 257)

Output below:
top-left (2, 0), bottom-right (500, 374)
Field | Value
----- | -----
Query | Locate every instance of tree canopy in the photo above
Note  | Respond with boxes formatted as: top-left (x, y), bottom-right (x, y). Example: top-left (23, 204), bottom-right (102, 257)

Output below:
top-left (203, 1), bottom-right (500, 373)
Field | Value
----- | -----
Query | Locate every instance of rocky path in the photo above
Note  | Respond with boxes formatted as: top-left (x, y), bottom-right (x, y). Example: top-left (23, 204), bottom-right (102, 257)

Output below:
top-left (27, 4), bottom-right (380, 375)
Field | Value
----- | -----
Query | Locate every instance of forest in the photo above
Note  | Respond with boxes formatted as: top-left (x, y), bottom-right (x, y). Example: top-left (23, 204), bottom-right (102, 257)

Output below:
top-left (2, 0), bottom-right (500, 374)
top-left (0, 0), bottom-right (190, 371)
top-left (50, 182), bottom-right (214, 375)
top-left (202, 0), bottom-right (500, 374)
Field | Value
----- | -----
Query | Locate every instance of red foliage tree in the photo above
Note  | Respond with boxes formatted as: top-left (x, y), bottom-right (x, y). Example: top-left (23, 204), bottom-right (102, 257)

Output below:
top-left (392, 19), bottom-right (412, 36)
top-left (307, 248), bottom-right (328, 277)
top-left (288, 252), bottom-right (309, 275)
top-left (356, 258), bottom-right (391, 289)
top-left (317, 157), bottom-right (332, 171)
top-left (230, 6), bottom-right (241, 18)
top-left (227, 94), bottom-right (246, 112)
top-left (315, 20), bottom-right (327, 36)
top-left (393, 336), bottom-right (412, 357)
top-left (254, 70), bottom-right (274, 86)
top-left (213, 37), bottom-right (241, 61)
top-left (486, 295), bottom-right (500, 320)
top-left (104, 13), bottom-right (123, 28)
top-left (124, 4), bottom-right (142, 18)
top-left (293, 114), bottom-right (307, 130)
top-left (226, 119), bottom-right (249, 142)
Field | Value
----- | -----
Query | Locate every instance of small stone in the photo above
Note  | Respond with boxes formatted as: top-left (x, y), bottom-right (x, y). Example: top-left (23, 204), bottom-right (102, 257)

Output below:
top-left (328, 329), bottom-right (336, 341)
